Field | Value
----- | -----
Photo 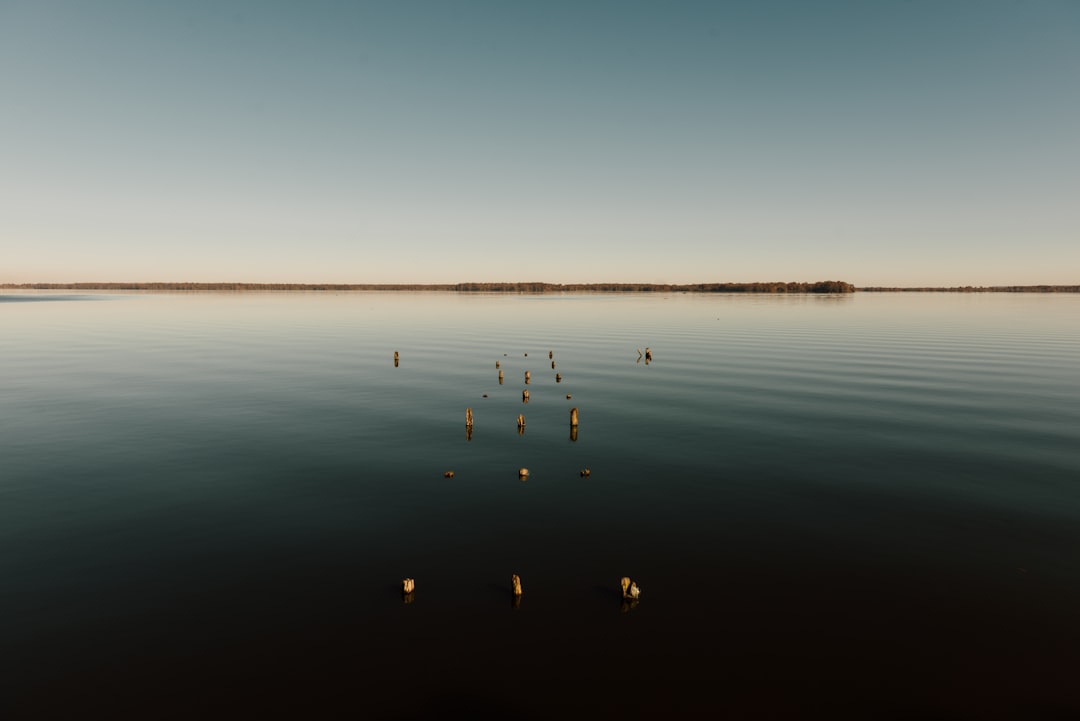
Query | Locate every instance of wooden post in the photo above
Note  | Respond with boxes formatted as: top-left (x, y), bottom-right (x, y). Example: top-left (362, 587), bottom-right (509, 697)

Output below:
top-left (394, 351), bottom-right (399, 367)
top-left (512, 574), bottom-right (523, 597)
top-left (495, 360), bottom-right (500, 369)
top-left (620, 577), bottom-right (641, 600)
top-left (498, 370), bottom-right (504, 385)
top-left (522, 389), bottom-right (529, 403)
top-left (466, 407), bottom-right (474, 427)
top-left (524, 370), bottom-right (531, 384)
top-left (570, 407), bottom-right (579, 426)
top-left (549, 350), bottom-right (553, 359)
top-left (555, 373), bottom-right (562, 383)
top-left (517, 414), bottom-right (526, 429)
top-left (551, 361), bottom-right (556, 369)
top-left (518, 467), bottom-right (529, 480)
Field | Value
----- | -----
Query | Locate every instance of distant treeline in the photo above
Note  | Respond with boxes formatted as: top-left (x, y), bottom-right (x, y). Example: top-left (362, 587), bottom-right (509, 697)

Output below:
top-left (2, 280), bottom-right (857, 293)
top-left (859, 286), bottom-right (1080, 293)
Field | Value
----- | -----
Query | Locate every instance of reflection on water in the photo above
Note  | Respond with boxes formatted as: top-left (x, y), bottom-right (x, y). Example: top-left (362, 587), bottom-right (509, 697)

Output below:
top-left (2, 291), bottom-right (1079, 718)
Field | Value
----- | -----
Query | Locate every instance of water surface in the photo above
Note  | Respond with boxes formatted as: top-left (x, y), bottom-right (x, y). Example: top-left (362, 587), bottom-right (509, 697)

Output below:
top-left (2, 291), bottom-right (1079, 719)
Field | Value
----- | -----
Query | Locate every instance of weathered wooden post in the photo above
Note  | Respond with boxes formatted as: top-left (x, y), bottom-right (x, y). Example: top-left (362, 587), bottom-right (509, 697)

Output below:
top-left (518, 467), bottom-right (529, 480)
top-left (394, 351), bottom-right (399, 367)
top-left (579, 468), bottom-right (590, 477)
top-left (444, 470), bottom-right (455, 478)
top-left (517, 414), bottom-right (526, 432)
top-left (402, 577), bottom-right (415, 603)
top-left (498, 370), bottom-right (504, 385)
top-left (522, 389), bottom-right (529, 403)
top-left (644, 347), bottom-right (652, 363)
top-left (620, 576), bottom-right (641, 600)
top-left (524, 370), bottom-right (531, 384)
top-left (570, 407), bottom-right (579, 426)
top-left (495, 360), bottom-right (500, 369)
top-left (512, 574), bottom-right (523, 597)
top-left (555, 372), bottom-right (562, 383)
top-left (551, 361), bottom-right (556, 370)
top-left (549, 350), bottom-right (553, 359)
top-left (466, 407), bottom-right (474, 427)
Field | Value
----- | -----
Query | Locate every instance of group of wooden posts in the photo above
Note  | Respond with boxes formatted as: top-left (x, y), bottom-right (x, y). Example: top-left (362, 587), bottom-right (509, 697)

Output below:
top-left (394, 347), bottom-right (647, 608)
top-left (468, 350), bottom-right (580, 450)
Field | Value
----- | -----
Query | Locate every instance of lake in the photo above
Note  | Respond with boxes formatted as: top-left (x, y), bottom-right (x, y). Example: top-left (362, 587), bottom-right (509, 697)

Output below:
top-left (2, 290), bottom-right (1079, 719)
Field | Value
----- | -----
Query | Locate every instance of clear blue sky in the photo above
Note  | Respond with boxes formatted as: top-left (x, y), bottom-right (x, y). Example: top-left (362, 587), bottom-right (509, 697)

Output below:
top-left (2, 0), bottom-right (1077, 285)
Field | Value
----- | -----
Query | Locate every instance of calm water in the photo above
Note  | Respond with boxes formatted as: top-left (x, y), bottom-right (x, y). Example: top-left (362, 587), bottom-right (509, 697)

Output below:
top-left (2, 291), bottom-right (1079, 719)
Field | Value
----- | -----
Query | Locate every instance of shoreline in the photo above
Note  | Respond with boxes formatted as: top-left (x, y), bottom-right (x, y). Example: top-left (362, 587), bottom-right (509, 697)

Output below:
top-left (3, 281), bottom-right (1079, 293)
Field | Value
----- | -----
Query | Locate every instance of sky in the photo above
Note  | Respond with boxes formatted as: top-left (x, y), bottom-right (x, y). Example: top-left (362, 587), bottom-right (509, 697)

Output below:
top-left (2, 0), bottom-right (1078, 286)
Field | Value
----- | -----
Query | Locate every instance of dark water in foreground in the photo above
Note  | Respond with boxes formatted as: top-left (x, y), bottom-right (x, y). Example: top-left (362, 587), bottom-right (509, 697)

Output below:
top-left (2, 291), bottom-right (1079, 719)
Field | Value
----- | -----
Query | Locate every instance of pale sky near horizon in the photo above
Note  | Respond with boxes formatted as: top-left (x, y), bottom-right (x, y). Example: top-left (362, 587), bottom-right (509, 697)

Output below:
top-left (2, 0), bottom-right (1077, 286)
